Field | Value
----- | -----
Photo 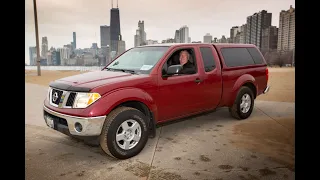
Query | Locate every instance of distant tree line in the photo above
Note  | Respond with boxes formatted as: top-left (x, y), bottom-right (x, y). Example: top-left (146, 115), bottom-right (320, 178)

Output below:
top-left (262, 50), bottom-right (295, 67)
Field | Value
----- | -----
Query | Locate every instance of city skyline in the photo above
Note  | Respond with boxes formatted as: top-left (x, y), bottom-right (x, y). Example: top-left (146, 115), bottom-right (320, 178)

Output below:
top-left (25, 0), bottom-right (295, 64)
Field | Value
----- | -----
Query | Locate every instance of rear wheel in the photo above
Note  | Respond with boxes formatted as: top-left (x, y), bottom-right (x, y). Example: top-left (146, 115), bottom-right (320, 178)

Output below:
top-left (229, 86), bottom-right (254, 120)
top-left (99, 107), bottom-right (149, 159)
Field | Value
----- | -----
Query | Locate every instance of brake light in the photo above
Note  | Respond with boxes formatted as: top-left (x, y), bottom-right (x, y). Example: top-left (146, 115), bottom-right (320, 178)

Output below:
top-left (266, 68), bottom-right (269, 82)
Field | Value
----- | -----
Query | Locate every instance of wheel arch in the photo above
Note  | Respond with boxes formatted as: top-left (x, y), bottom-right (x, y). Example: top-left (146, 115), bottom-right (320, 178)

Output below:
top-left (110, 100), bottom-right (157, 138)
top-left (228, 74), bottom-right (257, 106)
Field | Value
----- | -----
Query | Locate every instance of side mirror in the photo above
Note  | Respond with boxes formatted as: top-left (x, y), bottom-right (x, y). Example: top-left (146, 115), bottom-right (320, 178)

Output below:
top-left (164, 65), bottom-right (182, 76)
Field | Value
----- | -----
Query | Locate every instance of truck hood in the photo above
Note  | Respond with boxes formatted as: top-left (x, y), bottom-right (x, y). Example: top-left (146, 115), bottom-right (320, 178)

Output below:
top-left (50, 70), bottom-right (147, 92)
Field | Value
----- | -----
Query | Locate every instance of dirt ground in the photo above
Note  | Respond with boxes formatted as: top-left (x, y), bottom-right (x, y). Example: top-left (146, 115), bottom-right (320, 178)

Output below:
top-left (25, 70), bottom-right (85, 87)
top-left (228, 117), bottom-right (295, 171)
top-left (256, 68), bottom-right (295, 102)
top-left (25, 67), bottom-right (295, 103)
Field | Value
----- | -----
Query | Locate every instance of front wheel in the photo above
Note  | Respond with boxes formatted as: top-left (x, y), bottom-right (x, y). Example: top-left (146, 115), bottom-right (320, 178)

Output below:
top-left (229, 86), bottom-right (254, 120)
top-left (99, 107), bottom-right (149, 159)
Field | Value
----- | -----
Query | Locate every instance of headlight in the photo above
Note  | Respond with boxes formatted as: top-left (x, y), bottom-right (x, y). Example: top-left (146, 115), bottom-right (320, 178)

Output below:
top-left (73, 92), bottom-right (101, 108)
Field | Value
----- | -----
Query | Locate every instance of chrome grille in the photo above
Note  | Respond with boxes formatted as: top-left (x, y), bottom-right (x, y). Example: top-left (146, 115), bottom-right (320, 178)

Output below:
top-left (49, 88), bottom-right (77, 108)
top-left (51, 89), bottom-right (63, 105)
top-left (66, 92), bottom-right (77, 106)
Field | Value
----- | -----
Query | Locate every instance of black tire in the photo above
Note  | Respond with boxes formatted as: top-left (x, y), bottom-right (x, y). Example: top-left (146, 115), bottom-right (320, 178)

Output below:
top-left (229, 86), bottom-right (254, 120)
top-left (99, 106), bottom-right (149, 159)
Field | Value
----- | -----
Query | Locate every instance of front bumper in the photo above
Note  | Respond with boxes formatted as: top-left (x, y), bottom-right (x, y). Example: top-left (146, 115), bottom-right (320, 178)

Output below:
top-left (43, 105), bottom-right (106, 136)
top-left (263, 86), bottom-right (270, 94)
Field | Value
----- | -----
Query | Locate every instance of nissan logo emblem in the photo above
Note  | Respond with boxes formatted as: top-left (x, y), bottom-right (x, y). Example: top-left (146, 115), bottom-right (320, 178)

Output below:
top-left (52, 92), bottom-right (59, 102)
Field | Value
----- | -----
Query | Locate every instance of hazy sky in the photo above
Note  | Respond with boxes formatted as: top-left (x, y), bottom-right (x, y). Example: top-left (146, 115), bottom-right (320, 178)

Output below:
top-left (25, 0), bottom-right (295, 64)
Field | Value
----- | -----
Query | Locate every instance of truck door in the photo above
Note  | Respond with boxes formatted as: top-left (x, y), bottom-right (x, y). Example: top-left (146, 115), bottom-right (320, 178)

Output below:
top-left (197, 45), bottom-right (223, 110)
top-left (156, 46), bottom-right (207, 122)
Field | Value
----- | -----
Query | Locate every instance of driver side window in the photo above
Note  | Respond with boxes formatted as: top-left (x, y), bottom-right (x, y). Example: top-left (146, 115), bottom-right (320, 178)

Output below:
top-left (162, 48), bottom-right (197, 76)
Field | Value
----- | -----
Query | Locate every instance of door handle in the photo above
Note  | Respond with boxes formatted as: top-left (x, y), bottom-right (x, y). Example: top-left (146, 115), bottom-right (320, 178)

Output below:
top-left (194, 78), bottom-right (203, 83)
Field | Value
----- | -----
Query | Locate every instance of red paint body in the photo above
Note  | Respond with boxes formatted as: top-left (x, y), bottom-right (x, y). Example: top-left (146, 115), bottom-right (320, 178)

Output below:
top-left (44, 43), bottom-right (268, 124)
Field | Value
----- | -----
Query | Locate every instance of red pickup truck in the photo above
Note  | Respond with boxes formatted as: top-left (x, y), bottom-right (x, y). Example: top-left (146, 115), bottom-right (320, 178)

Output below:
top-left (43, 43), bottom-right (269, 159)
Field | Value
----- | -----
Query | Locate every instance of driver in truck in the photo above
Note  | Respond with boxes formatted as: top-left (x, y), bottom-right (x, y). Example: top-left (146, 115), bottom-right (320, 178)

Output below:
top-left (179, 50), bottom-right (196, 74)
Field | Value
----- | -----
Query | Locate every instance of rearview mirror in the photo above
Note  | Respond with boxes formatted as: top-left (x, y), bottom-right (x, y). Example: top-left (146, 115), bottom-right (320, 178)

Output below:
top-left (165, 65), bottom-right (182, 76)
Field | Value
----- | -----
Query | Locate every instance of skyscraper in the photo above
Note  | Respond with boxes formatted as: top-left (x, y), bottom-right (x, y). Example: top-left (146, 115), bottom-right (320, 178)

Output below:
top-left (110, 0), bottom-right (121, 53)
top-left (246, 10), bottom-right (272, 49)
top-left (101, 46), bottom-right (110, 65)
top-left (134, 20), bottom-right (147, 47)
top-left (230, 26), bottom-right (240, 43)
top-left (47, 52), bottom-right (52, 65)
top-left (277, 5), bottom-right (295, 52)
top-left (239, 24), bottom-right (247, 44)
top-left (117, 35), bottom-right (126, 56)
top-left (134, 29), bottom-right (141, 47)
top-left (174, 30), bottom-right (180, 43)
top-left (73, 32), bottom-right (77, 50)
top-left (203, 33), bottom-right (213, 43)
top-left (100, 25), bottom-right (111, 64)
top-left (41, 37), bottom-right (48, 58)
top-left (261, 26), bottom-right (278, 53)
top-left (29, 46), bottom-right (37, 66)
top-left (60, 47), bottom-right (71, 65)
top-left (138, 20), bottom-right (146, 44)
top-left (52, 50), bottom-right (61, 66)
top-left (179, 26), bottom-right (189, 43)
top-left (100, 25), bottom-right (110, 47)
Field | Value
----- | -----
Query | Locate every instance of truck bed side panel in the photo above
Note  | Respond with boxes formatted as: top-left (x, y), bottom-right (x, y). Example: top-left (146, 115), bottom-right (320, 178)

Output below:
top-left (220, 66), bottom-right (267, 107)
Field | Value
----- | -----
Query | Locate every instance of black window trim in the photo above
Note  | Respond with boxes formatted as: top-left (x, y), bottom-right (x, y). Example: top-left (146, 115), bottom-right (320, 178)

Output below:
top-left (246, 47), bottom-right (265, 65)
top-left (198, 46), bottom-right (217, 73)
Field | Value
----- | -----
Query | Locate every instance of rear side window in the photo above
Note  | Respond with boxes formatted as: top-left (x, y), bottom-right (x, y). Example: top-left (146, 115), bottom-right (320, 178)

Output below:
top-left (199, 47), bottom-right (216, 72)
top-left (220, 48), bottom-right (255, 67)
top-left (247, 47), bottom-right (265, 64)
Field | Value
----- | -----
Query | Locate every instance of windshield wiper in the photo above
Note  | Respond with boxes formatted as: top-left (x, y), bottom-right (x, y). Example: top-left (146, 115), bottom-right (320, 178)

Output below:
top-left (120, 69), bottom-right (137, 74)
top-left (104, 68), bottom-right (136, 74)
top-left (104, 68), bottom-right (114, 71)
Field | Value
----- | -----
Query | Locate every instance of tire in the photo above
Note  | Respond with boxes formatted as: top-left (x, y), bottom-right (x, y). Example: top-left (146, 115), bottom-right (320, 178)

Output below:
top-left (229, 86), bottom-right (254, 120)
top-left (99, 106), bottom-right (149, 159)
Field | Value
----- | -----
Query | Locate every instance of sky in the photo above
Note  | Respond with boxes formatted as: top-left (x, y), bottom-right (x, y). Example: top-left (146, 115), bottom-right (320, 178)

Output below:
top-left (25, 0), bottom-right (295, 64)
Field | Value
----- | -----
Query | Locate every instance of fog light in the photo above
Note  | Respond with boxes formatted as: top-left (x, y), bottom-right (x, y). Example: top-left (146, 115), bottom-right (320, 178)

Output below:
top-left (75, 122), bottom-right (83, 132)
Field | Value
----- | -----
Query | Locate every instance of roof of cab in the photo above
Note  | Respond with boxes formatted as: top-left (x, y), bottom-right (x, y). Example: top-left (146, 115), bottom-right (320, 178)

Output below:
top-left (139, 43), bottom-right (258, 48)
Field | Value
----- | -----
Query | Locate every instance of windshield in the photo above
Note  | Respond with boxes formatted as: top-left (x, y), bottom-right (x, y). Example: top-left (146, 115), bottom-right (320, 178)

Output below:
top-left (105, 46), bottom-right (169, 74)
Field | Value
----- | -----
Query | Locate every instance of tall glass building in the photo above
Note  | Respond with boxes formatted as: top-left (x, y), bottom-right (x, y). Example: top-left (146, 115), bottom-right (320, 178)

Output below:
top-left (110, 7), bottom-right (121, 53)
